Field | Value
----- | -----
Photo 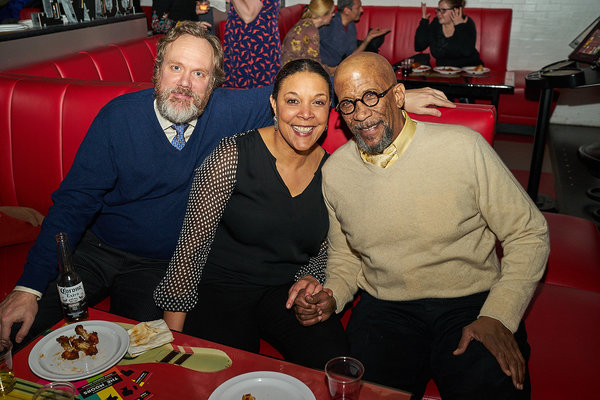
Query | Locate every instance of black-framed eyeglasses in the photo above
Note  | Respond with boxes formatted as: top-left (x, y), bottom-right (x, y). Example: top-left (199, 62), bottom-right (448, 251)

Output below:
top-left (335, 84), bottom-right (395, 115)
top-left (435, 7), bottom-right (453, 13)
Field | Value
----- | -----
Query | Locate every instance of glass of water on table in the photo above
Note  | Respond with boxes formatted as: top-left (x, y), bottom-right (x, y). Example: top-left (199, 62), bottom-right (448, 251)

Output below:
top-left (325, 356), bottom-right (365, 399)
top-left (33, 381), bottom-right (77, 399)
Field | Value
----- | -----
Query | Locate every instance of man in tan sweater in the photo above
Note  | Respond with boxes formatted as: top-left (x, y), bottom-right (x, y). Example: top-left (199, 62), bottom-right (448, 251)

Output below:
top-left (293, 53), bottom-right (549, 399)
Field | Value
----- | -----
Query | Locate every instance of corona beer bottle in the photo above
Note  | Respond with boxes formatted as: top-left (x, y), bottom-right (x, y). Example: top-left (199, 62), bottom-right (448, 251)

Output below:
top-left (56, 232), bottom-right (89, 323)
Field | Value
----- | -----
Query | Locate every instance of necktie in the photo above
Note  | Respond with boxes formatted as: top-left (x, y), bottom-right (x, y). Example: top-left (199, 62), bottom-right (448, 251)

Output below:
top-left (171, 124), bottom-right (189, 150)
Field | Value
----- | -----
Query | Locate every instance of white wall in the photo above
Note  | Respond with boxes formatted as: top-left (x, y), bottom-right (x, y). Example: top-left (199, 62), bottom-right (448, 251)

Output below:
top-left (286, 0), bottom-right (600, 126)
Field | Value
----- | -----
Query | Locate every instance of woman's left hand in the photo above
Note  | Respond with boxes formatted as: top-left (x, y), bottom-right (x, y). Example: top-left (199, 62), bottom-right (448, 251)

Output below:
top-left (286, 275), bottom-right (322, 309)
top-left (450, 7), bottom-right (467, 25)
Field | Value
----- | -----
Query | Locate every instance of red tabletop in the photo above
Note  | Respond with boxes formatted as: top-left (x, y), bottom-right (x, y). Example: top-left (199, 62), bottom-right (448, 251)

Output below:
top-left (13, 308), bottom-right (410, 399)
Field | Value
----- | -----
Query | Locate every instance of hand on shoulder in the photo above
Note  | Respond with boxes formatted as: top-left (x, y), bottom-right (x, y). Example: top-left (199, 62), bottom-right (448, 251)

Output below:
top-left (404, 87), bottom-right (456, 117)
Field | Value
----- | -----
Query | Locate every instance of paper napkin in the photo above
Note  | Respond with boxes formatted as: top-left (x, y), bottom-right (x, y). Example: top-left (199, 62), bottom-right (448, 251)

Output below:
top-left (127, 319), bottom-right (174, 358)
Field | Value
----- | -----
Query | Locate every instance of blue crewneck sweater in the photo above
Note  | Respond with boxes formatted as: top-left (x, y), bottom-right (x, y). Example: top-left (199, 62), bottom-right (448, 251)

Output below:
top-left (18, 86), bottom-right (273, 293)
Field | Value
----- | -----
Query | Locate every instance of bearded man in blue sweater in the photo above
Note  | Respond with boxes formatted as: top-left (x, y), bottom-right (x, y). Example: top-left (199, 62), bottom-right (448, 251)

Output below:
top-left (0, 21), bottom-right (453, 348)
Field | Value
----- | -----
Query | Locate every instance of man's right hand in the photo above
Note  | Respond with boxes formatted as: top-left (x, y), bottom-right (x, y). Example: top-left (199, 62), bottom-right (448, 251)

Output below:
top-left (365, 28), bottom-right (391, 43)
top-left (0, 290), bottom-right (38, 343)
top-left (293, 288), bottom-right (336, 327)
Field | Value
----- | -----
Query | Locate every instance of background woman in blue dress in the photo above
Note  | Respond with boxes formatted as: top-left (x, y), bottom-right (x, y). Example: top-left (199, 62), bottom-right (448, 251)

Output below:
top-left (223, 0), bottom-right (281, 88)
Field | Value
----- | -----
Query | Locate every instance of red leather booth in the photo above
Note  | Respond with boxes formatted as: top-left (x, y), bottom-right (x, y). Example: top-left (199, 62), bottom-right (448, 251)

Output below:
top-left (2, 35), bottom-right (161, 82)
top-left (0, 75), bottom-right (152, 300)
top-left (321, 104), bottom-right (496, 155)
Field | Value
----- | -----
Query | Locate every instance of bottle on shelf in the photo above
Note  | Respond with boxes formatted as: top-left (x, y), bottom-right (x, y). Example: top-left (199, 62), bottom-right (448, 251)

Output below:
top-left (56, 232), bottom-right (89, 323)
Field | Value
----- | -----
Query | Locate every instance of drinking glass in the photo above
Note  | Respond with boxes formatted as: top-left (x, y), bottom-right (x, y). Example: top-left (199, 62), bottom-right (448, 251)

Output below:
top-left (0, 339), bottom-right (15, 396)
top-left (401, 58), bottom-right (414, 77)
top-left (196, 0), bottom-right (210, 14)
top-left (325, 356), bottom-right (364, 400)
top-left (31, 12), bottom-right (43, 28)
top-left (32, 381), bottom-right (77, 400)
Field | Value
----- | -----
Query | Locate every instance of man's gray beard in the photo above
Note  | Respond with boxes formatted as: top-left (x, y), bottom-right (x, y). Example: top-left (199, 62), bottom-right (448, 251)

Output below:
top-left (155, 86), bottom-right (208, 124)
top-left (353, 122), bottom-right (395, 154)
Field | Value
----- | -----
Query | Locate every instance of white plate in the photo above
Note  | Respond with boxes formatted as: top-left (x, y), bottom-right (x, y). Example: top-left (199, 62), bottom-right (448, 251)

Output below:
top-left (28, 320), bottom-right (129, 381)
top-left (0, 23), bottom-right (28, 32)
top-left (208, 371), bottom-right (316, 400)
top-left (18, 19), bottom-right (34, 28)
top-left (433, 66), bottom-right (461, 75)
top-left (413, 65), bottom-right (431, 73)
top-left (462, 66), bottom-right (491, 75)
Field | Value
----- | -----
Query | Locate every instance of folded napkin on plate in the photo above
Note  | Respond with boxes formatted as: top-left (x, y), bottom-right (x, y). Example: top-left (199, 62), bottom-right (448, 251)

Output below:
top-left (127, 319), bottom-right (174, 357)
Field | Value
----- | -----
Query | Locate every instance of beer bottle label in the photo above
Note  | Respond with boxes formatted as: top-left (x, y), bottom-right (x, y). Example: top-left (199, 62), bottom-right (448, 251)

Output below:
top-left (58, 282), bottom-right (86, 305)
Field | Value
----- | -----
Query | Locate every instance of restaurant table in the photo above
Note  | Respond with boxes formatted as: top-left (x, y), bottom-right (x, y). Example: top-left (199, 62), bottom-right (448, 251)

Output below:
top-left (396, 68), bottom-right (514, 112)
top-left (525, 61), bottom-right (600, 209)
top-left (11, 308), bottom-right (411, 399)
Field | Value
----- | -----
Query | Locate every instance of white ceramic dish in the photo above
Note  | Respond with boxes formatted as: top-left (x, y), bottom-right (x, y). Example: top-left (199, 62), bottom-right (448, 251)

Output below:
top-left (28, 320), bottom-right (129, 381)
top-left (462, 66), bottom-right (491, 75)
top-left (433, 66), bottom-right (462, 75)
top-left (18, 19), bottom-right (34, 28)
top-left (413, 65), bottom-right (432, 73)
top-left (208, 371), bottom-right (316, 400)
top-left (0, 23), bottom-right (28, 32)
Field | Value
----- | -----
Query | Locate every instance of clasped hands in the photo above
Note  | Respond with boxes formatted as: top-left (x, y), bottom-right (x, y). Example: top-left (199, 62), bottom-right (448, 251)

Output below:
top-left (286, 276), bottom-right (526, 390)
top-left (286, 276), bottom-right (336, 326)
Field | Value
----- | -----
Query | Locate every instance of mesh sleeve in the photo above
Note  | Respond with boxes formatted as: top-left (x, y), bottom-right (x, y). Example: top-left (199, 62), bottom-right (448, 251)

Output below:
top-left (154, 134), bottom-right (239, 312)
top-left (294, 238), bottom-right (328, 285)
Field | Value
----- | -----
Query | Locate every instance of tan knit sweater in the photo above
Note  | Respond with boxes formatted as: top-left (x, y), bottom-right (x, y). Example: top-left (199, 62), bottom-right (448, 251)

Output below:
top-left (322, 121), bottom-right (549, 332)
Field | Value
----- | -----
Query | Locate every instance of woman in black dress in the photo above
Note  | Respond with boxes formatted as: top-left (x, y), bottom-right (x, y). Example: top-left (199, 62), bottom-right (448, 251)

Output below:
top-left (414, 0), bottom-right (482, 67)
top-left (154, 59), bottom-right (348, 369)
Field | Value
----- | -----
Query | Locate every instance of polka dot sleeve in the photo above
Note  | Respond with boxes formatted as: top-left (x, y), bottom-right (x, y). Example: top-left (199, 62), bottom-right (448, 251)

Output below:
top-left (294, 238), bottom-right (328, 285)
top-left (154, 133), bottom-right (240, 312)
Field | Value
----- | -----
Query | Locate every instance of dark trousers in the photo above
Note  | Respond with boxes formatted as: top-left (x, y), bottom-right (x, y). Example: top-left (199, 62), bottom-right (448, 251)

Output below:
top-left (183, 280), bottom-right (349, 370)
top-left (13, 230), bottom-right (167, 350)
top-left (347, 291), bottom-right (531, 400)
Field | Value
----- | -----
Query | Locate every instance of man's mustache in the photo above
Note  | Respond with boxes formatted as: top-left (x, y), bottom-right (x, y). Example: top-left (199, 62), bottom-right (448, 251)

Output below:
top-left (166, 86), bottom-right (196, 99)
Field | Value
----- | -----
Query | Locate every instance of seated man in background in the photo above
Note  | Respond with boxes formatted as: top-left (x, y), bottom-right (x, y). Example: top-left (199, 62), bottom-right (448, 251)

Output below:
top-left (0, 21), bottom-right (454, 349)
top-left (318, 0), bottom-right (389, 69)
top-left (294, 52), bottom-right (549, 399)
